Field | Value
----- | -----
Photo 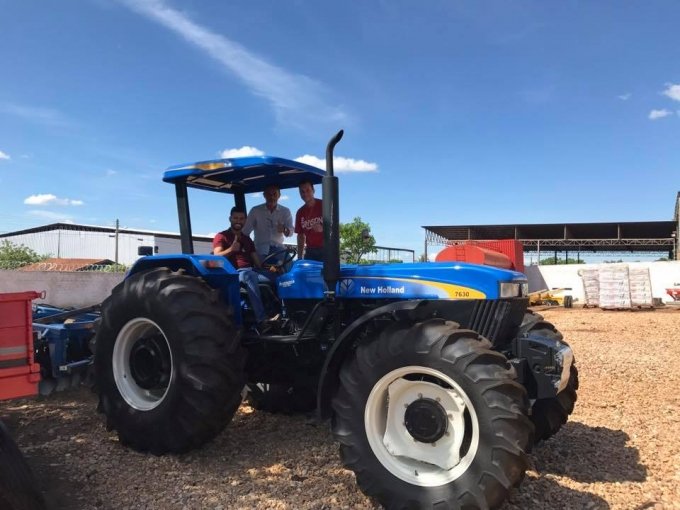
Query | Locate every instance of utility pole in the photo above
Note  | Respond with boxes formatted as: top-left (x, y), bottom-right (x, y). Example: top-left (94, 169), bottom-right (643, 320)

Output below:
top-left (115, 219), bottom-right (119, 265)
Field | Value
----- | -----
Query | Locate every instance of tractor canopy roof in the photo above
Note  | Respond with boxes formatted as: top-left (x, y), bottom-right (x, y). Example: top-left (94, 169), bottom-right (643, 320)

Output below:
top-left (162, 156), bottom-right (324, 195)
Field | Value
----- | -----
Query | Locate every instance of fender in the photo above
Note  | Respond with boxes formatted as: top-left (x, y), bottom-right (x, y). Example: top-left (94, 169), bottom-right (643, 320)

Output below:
top-left (127, 254), bottom-right (242, 323)
top-left (317, 299), bottom-right (472, 420)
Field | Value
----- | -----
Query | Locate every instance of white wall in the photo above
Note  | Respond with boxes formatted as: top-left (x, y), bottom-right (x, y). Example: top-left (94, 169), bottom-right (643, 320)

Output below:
top-left (0, 270), bottom-right (124, 308)
top-left (525, 261), bottom-right (680, 303)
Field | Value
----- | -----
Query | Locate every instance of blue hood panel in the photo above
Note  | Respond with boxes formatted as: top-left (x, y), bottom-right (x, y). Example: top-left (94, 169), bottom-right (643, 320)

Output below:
top-left (277, 261), bottom-right (526, 300)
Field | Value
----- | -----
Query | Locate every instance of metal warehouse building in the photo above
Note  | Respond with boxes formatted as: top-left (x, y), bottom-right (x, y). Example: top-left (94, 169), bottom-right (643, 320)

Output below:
top-left (0, 223), bottom-right (214, 266)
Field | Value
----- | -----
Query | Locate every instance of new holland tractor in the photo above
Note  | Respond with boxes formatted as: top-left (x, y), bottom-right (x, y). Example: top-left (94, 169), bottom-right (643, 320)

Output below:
top-left (93, 131), bottom-right (578, 509)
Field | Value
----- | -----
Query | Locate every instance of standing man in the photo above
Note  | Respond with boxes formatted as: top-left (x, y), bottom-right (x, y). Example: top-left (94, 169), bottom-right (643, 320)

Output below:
top-left (213, 207), bottom-right (270, 330)
top-left (243, 184), bottom-right (294, 262)
top-left (295, 180), bottom-right (323, 262)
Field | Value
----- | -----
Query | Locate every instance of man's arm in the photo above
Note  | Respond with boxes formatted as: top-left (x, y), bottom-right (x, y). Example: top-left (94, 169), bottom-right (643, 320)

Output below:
top-left (213, 234), bottom-right (239, 257)
top-left (283, 208), bottom-right (294, 237)
top-left (297, 233), bottom-right (305, 258)
top-left (243, 208), bottom-right (256, 235)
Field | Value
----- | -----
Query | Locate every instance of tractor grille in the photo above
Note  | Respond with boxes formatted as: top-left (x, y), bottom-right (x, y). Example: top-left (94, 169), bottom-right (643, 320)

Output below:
top-left (469, 300), bottom-right (511, 343)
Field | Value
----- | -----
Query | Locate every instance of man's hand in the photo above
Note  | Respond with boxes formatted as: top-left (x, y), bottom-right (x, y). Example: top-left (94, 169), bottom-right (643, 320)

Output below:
top-left (230, 237), bottom-right (241, 253)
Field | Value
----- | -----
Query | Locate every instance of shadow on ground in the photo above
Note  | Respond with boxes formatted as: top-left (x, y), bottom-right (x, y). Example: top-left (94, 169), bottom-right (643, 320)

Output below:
top-left (532, 421), bottom-right (646, 484)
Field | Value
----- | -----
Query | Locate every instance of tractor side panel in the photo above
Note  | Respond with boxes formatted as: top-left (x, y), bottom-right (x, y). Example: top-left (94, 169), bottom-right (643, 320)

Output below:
top-left (278, 261), bottom-right (526, 301)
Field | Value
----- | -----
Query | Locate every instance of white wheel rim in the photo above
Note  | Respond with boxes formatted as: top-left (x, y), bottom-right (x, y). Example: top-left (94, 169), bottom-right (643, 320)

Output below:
top-left (364, 365), bottom-right (480, 487)
top-left (113, 317), bottom-right (173, 411)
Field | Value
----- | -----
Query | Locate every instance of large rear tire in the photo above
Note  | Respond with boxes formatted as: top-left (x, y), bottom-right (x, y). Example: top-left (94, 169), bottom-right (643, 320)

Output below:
top-left (520, 312), bottom-right (579, 441)
top-left (0, 421), bottom-right (46, 510)
top-left (331, 319), bottom-right (533, 509)
top-left (94, 268), bottom-right (246, 454)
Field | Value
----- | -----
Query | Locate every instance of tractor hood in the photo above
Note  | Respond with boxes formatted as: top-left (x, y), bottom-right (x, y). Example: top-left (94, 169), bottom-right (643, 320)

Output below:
top-left (277, 261), bottom-right (527, 301)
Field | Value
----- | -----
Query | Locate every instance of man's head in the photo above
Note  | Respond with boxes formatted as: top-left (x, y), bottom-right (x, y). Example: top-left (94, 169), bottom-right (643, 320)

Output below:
top-left (299, 180), bottom-right (315, 206)
top-left (263, 185), bottom-right (281, 209)
top-left (229, 207), bottom-right (246, 231)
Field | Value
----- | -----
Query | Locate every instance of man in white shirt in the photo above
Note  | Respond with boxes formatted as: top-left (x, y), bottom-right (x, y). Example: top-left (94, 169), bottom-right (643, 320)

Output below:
top-left (243, 184), bottom-right (294, 262)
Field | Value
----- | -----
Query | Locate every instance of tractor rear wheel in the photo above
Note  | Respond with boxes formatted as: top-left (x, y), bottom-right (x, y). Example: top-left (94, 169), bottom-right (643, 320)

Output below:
top-left (331, 319), bottom-right (533, 509)
top-left (521, 312), bottom-right (579, 441)
top-left (94, 268), bottom-right (246, 454)
top-left (0, 420), bottom-right (46, 510)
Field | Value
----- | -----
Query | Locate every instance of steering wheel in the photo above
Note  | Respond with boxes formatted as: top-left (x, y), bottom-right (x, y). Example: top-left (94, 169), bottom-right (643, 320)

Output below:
top-left (261, 246), bottom-right (297, 271)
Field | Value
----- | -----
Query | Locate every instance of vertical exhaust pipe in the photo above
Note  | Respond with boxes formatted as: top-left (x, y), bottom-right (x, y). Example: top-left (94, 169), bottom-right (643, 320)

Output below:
top-left (322, 130), bottom-right (344, 298)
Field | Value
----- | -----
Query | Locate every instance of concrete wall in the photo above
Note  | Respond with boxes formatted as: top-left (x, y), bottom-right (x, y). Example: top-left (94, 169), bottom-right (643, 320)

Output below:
top-left (0, 270), bottom-right (124, 308)
top-left (525, 261), bottom-right (680, 304)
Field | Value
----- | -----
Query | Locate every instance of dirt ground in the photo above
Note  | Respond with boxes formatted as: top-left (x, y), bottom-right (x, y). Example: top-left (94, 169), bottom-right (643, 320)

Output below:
top-left (1, 307), bottom-right (679, 510)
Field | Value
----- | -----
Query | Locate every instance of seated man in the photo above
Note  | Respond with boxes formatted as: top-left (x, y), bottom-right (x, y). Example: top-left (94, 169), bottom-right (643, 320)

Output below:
top-left (212, 207), bottom-right (273, 331)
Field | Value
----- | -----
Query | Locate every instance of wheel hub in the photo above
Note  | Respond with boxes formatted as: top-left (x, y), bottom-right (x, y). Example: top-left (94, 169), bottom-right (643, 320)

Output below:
top-left (404, 398), bottom-right (448, 443)
top-left (129, 335), bottom-right (170, 390)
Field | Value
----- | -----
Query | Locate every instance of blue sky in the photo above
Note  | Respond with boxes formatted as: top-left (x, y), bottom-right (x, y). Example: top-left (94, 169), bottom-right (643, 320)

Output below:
top-left (1, 0), bottom-right (679, 259)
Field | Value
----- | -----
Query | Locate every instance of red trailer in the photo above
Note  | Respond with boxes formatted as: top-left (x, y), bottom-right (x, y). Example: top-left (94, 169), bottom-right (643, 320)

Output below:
top-left (0, 292), bottom-right (42, 400)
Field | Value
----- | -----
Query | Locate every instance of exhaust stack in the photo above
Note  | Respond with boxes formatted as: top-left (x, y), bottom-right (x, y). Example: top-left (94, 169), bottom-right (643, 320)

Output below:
top-left (322, 130), bottom-right (344, 298)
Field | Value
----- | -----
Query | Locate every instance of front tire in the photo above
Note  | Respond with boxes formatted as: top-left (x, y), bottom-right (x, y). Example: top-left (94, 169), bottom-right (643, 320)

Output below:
top-left (331, 319), bottom-right (533, 509)
top-left (521, 312), bottom-right (579, 441)
top-left (94, 268), bottom-right (246, 454)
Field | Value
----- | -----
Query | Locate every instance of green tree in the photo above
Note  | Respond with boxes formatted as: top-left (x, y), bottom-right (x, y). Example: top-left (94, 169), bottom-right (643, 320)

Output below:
top-left (418, 253), bottom-right (428, 262)
top-left (340, 217), bottom-right (377, 264)
top-left (0, 240), bottom-right (46, 269)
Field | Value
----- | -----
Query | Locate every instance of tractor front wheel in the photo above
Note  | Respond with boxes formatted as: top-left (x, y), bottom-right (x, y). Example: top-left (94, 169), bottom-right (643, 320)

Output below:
top-left (331, 319), bottom-right (533, 509)
top-left (94, 268), bottom-right (246, 454)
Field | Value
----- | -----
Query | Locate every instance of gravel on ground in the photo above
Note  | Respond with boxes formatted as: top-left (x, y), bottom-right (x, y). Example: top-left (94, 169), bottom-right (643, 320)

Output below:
top-left (1, 307), bottom-right (679, 510)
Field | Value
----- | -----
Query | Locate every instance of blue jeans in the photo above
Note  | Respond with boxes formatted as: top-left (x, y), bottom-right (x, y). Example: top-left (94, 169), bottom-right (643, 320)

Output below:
top-left (238, 268), bottom-right (265, 323)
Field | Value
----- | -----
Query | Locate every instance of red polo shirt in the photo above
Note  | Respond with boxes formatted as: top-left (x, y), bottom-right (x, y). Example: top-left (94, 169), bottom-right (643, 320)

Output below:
top-left (212, 229), bottom-right (256, 269)
top-left (295, 199), bottom-right (323, 249)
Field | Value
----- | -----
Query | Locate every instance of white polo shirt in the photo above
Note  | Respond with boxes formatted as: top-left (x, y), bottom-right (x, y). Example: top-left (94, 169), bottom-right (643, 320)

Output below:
top-left (243, 202), bottom-right (294, 256)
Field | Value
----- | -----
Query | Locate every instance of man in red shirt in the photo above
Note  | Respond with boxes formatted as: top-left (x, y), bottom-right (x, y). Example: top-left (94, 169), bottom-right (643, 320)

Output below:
top-left (213, 207), bottom-right (267, 327)
top-left (295, 180), bottom-right (323, 262)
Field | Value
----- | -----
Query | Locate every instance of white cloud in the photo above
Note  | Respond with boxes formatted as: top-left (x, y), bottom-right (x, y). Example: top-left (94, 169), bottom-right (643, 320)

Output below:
top-left (648, 109), bottom-right (673, 120)
top-left (295, 155), bottom-right (379, 173)
top-left (0, 150), bottom-right (10, 160)
top-left (105, 169), bottom-right (118, 177)
top-left (23, 194), bottom-right (85, 206)
top-left (280, 194), bottom-right (289, 201)
top-left (122, 0), bottom-right (349, 130)
top-left (220, 146), bottom-right (264, 158)
top-left (617, 93), bottom-right (631, 101)
top-left (662, 83), bottom-right (680, 102)
top-left (27, 210), bottom-right (75, 222)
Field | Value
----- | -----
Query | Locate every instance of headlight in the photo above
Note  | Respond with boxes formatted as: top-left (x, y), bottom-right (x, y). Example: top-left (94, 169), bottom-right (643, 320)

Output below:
top-left (499, 282), bottom-right (528, 298)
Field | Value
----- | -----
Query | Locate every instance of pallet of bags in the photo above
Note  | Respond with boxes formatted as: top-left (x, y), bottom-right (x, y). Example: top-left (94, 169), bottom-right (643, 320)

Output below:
top-left (598, 264), bottom-right (631, 309)
top-left (629, 266), bottom-right (654, 308)
top-left (578, 267), bottom-right (600, 307)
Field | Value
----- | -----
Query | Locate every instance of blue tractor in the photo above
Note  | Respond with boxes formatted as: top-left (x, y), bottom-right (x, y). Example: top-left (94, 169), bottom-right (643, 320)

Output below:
top-left (94, 131), bottom-right (578, 509)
